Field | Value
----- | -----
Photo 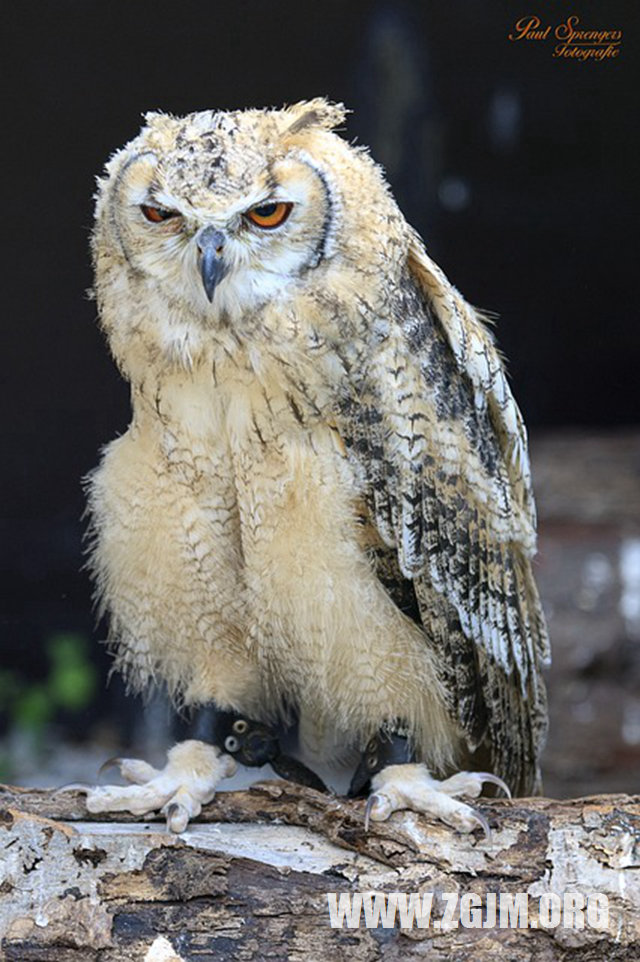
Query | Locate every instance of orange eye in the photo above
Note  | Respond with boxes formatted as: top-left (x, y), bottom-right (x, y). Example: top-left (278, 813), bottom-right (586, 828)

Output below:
top-left (140, 204), bottom-right (179, 223)
top-left (246, 201), bottom-right (293, 229)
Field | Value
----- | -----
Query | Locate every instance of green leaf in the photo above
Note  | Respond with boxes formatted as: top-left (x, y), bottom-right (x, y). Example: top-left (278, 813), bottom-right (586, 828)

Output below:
top-left (49, 662), bottom-right (97, 711)
top-left (13, 685), bottom-right (53, 730)
top-left (45, 632), bottom-right (97, 711)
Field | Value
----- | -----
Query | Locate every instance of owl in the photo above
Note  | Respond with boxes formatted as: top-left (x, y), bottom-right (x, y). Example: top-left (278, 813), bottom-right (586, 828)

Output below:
top-left (84, 99), bottom-right (549, 834)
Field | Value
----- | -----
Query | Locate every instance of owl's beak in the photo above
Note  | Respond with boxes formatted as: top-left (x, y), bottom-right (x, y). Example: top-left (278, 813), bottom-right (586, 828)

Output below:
top-left (196, 227), bottom-right (227, 302)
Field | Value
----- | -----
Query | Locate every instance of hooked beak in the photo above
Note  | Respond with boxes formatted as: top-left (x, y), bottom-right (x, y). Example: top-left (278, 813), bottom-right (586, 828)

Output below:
top-left (197, 226), bottom-right (227, 302)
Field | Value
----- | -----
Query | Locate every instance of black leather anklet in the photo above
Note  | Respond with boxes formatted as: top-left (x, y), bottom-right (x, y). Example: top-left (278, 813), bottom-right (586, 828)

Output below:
top-left (348, 729), bottom-right (416, 797)
top-left (211, 710), bottom-right (328, 792)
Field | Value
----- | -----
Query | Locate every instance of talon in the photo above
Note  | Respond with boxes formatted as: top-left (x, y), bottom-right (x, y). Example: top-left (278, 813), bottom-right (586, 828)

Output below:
top-left (59, 741), bottom-right (233, 823)
top-left (470, 809), bottom-right (492, 841)
top-left (476, 772), bottom-right (512, 799)
top-left (55, 782), bottom-right (92, 793)
top-left (98, 757), bottom-right (123, 780)
top-left (364, 792), bottom-right (393, 830)
top-left (364, 794), bottom-right (378, 832)
top-left (165, 802), bottom-right (189, 834)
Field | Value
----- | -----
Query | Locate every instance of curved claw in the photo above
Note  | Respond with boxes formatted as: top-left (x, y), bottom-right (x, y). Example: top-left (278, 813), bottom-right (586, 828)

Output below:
top-left (364, 794), bottom-right (379, 832)
top-left (54, 782), bottom-right (92, 794)
top-left (98, 757), bottom-right (123, 780)
top-left (165, 802), bottom-right (189, 834)
top-left (470, 808), bottom-right (492, 842)
top-left (476, 772), bottom-right (512, 799)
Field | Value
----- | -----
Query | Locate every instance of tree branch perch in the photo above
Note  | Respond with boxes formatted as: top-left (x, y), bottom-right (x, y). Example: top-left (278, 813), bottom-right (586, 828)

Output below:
top-left (0, 783), bottom-right (638, 960)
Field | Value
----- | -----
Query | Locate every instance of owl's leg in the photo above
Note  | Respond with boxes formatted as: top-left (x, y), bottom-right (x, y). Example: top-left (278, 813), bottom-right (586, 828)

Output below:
top-left (83, 740), bottom-right (236, 833)
top-left (347, 730), bottom-right (416, 796)
top-left (365, 764), bottom-right (511, 838)
top-left (82, 712), bottom-right (327, 833)
top-left (348, 729), bottom-right (509, 838)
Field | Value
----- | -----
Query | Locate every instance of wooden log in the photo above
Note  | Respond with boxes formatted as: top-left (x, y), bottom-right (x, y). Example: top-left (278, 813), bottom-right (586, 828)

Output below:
top-left (0, 782), bottom-right (638, 960)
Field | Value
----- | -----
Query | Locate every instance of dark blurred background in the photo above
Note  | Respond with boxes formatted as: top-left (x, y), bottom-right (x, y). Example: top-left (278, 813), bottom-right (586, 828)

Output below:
top-left (1, 0), bottom-right (638, 795)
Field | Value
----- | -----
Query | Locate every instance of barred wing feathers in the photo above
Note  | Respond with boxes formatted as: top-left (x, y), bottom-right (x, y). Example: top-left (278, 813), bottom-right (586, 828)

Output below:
top-left (338, 235), bottom-right (549, 794)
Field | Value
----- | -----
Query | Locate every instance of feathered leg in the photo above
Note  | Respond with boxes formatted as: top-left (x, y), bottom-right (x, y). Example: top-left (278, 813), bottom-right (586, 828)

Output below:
top-left (77, 710), bottom-right (326, 833)
top-left (83, 740), bottom-right (235, 833)
top-left (366, 765), bottom-right (511, 837)
top-left (349, 727), bottom-right (510, 838)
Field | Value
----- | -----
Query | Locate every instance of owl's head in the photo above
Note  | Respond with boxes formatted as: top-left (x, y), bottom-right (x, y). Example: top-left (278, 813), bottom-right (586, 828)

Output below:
top-left (93, 100), bottom-right (400, 346)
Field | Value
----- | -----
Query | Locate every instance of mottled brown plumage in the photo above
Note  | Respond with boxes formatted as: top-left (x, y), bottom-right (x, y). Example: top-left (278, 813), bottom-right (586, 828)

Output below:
top-left (85, 100), bottom-right (549, 829)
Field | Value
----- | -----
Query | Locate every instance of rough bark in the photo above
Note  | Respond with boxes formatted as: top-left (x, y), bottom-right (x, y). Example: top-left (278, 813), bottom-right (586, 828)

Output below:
top-left (0, 782), bottom-right (638, 961)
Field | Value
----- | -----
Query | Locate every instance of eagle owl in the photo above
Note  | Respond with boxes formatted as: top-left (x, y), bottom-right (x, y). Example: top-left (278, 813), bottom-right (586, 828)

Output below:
top-left (85, 100), bottom-right (549, 834)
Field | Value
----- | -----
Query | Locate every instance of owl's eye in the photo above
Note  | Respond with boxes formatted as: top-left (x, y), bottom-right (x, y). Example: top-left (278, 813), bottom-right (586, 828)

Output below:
top-left (140, 204), bottom-right (180, 223)
top-left (246, 201), bottom-right (293, 229)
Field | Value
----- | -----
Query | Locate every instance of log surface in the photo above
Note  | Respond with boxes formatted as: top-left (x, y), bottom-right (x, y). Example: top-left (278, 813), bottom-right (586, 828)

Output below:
top-left (0, 782), bottom-right (638, 961)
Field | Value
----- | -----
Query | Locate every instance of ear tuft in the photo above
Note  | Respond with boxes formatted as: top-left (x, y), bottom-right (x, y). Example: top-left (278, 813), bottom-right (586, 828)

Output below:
top-left (142, 110), bottom-right (180, 132)
top-left (282, 98), bottom-right (349, 136)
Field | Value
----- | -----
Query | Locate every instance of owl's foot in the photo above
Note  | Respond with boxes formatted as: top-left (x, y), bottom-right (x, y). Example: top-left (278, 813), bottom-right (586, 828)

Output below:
top-left (365, 764), bottom-right (510, 838)
top-left (82, 740), bottom-right (236, 833)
